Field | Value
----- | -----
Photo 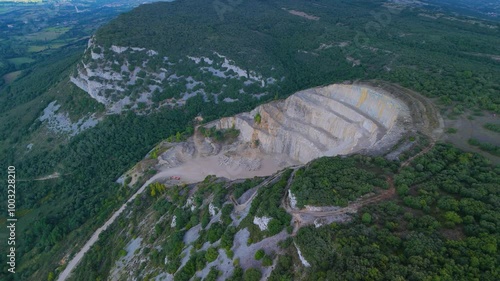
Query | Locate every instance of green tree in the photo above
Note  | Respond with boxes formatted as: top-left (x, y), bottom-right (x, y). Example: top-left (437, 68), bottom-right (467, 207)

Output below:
top-left (362, 213), bottom-right (372, 224)
top-left (254, 249), bottom-right (265, 260)
top-left (205, 247), bottom-right (219, 262)
top-left (244, 268), bottom-right (262, 281)
top-left (254, 113), bottom-right (261, 124)
top-left (262, 255), bottom-right (273, 266)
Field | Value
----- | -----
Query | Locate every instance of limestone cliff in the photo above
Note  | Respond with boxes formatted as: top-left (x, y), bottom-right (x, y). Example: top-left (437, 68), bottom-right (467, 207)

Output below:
top-left (70, 38), bottom-right (280, 114)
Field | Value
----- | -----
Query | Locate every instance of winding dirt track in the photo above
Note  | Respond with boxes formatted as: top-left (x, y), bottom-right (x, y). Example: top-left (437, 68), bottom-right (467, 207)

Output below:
top-left (400, 140), bottom-right (435, 169)
top-left (56, 172), bottom-right (169, 281)
top-left (290, 178), bottom-right (395, 217)
top-left (232, 170), bottom-right (287, 212)
top-left (283, 172), bottom-right (396, 234)
top-left (284, 130), bottom-right (437, 235)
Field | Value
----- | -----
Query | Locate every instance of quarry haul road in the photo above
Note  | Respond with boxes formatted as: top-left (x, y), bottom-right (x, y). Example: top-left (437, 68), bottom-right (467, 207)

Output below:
top-left (286, 176), bottom-right (396, 235)
top-left (285, 136), bottom-right (437, 235)
top-left (231, 168), bottom-right (295, 212)
top-left (57, 166), bottom-right (293, 280)
top-left (56, 171), bottom-right (171, 281)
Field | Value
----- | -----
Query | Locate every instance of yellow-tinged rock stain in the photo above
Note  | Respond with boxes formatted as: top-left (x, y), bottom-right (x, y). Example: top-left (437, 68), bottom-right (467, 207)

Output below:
top-left (378, 101), bottom-right (386, 119)
top-left (356, 88), bottom-right (368, 107)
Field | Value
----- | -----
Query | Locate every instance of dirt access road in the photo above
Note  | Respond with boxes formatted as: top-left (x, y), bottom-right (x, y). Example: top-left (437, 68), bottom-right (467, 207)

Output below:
top-left (284, 172), bottom-right (396, 235)
top-left (56, 170), bottom-right (178, 281)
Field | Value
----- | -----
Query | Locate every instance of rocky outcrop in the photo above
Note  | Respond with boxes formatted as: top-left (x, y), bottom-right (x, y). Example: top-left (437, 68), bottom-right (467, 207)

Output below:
top-left (210, 84), bottom-right (409, 163)
top-left (70, 38), bottom-right (279, 114)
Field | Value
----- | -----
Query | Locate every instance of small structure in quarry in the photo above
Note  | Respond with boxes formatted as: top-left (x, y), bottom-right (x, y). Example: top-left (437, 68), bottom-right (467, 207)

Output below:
top-left (155, 83), bottom-right (412, 182)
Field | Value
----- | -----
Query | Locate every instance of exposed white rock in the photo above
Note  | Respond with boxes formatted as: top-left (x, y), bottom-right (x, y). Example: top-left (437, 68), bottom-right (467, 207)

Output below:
top-left (289, 190), bottom-right (298, 209)
top-left (39, 101), bottom-right (100, 136)
top-left (110, 237), bottom-right (143, 278)
top-left (294, 243), bottom-right (311, 267)
top-left (253, 216), bottom-right (272, 231)
top-left (91, 50), bottom-right (104, 60)
top-left (266, 77), bottom-right (277, 85)
top-left (184, 197), bottom-right (196, 212)
top-left (305, 206), bottom-right (324, 212)
top-left (71, 39), bottom-right (169, 113)
top-left (170, 216), bottom-right (177, 228)
top-left (209, 203), bottom-right (218, 217)
top-left (215, 52), bottom-right (265, 84)
top-left (73, 39), bottom-right (279, 114)
top-left (111, 45), bottom-right (128, 54)
top-left (187, 56), bottom-right (201, 64)
top-left (188, 55), bottom-right (214, 65)
top-left (223, 97), bottom-right (238, 103)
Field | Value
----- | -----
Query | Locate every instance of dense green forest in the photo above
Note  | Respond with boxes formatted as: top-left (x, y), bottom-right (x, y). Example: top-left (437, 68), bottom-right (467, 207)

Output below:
top-left (292, 144), bottom-right (500, 280)
top-left (290, 157), bottom-right (390, 207)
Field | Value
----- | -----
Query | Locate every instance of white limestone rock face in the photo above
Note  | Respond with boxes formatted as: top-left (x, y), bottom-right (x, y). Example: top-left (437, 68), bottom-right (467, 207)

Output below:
top-left (253, 216), bottom-right (272, 231)
top-left (209, 203), bottom-right (218, 217)
top-left (295, 243), bottom-right (311, 267)
top-left (211, 84), bottom-right (410, 164)
top-left (70, 38), bottom-right (280, 114)
top-left (39, 100), bottom-right (100, 136)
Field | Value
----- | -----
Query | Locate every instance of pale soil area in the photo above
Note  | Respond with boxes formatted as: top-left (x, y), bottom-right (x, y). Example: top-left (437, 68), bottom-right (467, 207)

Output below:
top-left (283, 9), bottom-right (320, 20)
top-left (154, 152), bottom-right (290, 184)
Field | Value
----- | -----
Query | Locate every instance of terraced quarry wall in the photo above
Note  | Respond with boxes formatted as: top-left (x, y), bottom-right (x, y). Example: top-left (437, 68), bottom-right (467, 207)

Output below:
top-left (213, 84), bottom-right (409, 163)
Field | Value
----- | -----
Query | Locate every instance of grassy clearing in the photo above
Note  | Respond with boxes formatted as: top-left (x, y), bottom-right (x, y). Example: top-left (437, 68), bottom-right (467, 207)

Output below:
top-left (0, 7), bottom-right (15, 15)
top-left (3, 70), bottom-right (22, 84)
top-left (28, 43), bottom-right (66, 53)
top-left (23, 26), bottom-right (70, 42)
top-left (8, 56), bottom-right (35, 66)
top-left (484, 123), bottom-right (500, 133)
top-left (445, 127), bottom-right (458, 134)
top-left (468, 138), bottom-right (500, 157)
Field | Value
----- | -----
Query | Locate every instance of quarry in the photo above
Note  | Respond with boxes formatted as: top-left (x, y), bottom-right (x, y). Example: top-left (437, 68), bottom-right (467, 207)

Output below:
top-left (152, 82), bottom-right (416, 183)
top-left (59, 81), bottom-right (442, 281)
